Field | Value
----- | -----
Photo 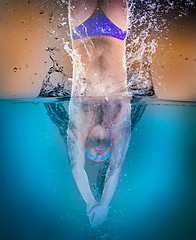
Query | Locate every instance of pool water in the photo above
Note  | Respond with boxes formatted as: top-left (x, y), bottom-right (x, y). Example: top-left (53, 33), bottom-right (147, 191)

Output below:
top-left (0, 96), bottom-right (196, 240)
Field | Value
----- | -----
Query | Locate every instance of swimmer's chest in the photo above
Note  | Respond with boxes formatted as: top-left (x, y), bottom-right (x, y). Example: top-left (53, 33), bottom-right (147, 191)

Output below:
top-left (81, 99), bottom-right (122, 125)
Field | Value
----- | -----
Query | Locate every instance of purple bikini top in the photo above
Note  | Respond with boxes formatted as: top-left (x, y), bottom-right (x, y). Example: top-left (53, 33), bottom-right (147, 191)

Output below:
top-left (71, 9), bottom-right (127, 41)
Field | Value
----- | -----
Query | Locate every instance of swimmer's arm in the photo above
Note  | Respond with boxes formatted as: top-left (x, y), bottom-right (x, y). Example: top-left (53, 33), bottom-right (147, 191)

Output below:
top-left (87, 162), bottom-right (123, 227)
top-left (100, 120), bottom-right (131, 207)
top-left (68, 100), bottom-right (97, 208)
top-left (99, 162), bottom-right (122, 208)
top-left (71, 159), bottom-right (97, 207)
top-left (67, 127), bottom-right (97, 207)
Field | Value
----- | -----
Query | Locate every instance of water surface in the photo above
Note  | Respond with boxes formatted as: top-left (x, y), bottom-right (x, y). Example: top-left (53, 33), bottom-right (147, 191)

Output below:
top-left (0, 96), bottom-right (196, 240)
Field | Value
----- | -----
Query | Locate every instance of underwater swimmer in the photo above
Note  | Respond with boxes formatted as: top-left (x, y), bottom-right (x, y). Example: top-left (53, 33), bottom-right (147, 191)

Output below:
top-left (67, 97), bottom-right (131, 227)
top-left (67, 0), bottom-right (131, 227)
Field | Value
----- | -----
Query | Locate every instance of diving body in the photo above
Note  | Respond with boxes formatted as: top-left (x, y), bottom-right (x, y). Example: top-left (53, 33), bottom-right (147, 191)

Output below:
top-left (67, 96), bottom-right (131, 227)
top-left (67, 0), bottom-right (131, 227)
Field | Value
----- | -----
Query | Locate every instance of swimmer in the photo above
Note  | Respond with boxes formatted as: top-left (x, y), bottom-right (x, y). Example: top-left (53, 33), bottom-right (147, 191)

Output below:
top-left (67, 0), bottom-right (131, 227)
top-left (67, 97), bottom-right (131, 227)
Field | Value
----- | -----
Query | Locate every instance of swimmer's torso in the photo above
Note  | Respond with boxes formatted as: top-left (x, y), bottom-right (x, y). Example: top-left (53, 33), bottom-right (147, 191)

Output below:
top-left (81, 98), bottom-right (123, 126)
top-left (68, 2), bottom-right (129, 97)
top-left (72, 35), bottom-right (127, 96)
top-left (68, 97), bottom-right (131, 146)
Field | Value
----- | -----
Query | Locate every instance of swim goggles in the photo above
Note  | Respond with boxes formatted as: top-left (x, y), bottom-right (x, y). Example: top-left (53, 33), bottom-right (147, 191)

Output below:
top-left (84, 146), bottom-right (111, 162)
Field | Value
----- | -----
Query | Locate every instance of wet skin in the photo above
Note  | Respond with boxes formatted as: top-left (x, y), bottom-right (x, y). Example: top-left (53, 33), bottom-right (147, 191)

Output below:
top-left (67, 96), bottom-right (131, 227)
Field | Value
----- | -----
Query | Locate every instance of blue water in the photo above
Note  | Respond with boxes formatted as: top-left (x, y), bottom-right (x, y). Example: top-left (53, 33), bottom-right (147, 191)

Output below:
top-left (0, 97), bottom-right (196, 240)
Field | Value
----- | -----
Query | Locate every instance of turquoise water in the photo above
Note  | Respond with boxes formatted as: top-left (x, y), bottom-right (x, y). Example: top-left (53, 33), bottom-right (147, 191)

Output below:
top-left (0, 97), bottom-right (196, 240)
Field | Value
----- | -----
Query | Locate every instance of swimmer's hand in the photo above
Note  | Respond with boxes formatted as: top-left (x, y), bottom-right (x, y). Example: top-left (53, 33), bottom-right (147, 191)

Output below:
top-left (86, 200), bottom-right (98, 217)
top-left (87, 204), bottom-right (109, 228)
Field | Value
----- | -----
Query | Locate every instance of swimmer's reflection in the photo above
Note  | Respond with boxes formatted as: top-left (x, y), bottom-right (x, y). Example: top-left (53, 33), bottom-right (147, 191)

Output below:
top-left (44, 96), bottom-right (146, 227)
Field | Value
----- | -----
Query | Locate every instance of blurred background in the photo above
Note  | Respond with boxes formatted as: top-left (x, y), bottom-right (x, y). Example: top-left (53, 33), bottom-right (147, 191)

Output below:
top-left (0, 0), bottom-right (72, 98)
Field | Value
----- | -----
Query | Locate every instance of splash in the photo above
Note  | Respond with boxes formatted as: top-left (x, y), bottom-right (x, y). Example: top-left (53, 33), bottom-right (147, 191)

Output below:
top-left (126, 0), bottom-right (195, 95)
top-left (40, 0), bottom-right (195, 97)
top-left (39, 47), bottom-right (71, 97)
